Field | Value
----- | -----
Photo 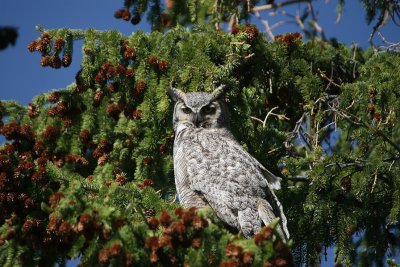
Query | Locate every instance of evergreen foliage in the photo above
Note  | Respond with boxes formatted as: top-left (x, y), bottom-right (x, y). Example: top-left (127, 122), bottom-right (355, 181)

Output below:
top-left (1, 2), bottom-right (400, 266)
top-left (115, 0), bottom-right (400, 42)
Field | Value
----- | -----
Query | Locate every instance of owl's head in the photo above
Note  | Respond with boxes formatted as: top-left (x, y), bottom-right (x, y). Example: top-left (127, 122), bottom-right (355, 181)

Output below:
top-left (168, 85), bottom-right (229, 132)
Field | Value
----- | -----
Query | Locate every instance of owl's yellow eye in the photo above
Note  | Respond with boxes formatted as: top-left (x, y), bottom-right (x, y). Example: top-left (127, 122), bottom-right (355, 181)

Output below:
top-left (181, 106), bottom-right (192, 114)
top-left (202, 105), bottom-right (216, 114)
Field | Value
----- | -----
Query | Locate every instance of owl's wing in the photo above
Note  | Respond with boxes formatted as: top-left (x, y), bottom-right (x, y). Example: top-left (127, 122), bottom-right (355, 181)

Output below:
top-left (254, 160), bottom-right (282, 190)
top-left (258, 198), bottom-right (289, 240)
top-left (226, 141), bottom-right (289, 239)
top-left (173, 136), bottom-right (209, 208)
top-left (181, 129), bottom-right (288, 238)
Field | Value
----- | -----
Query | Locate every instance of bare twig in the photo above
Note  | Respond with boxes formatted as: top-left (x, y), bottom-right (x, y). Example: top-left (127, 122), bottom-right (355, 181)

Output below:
top-left (267, 147), bottom-right (280, 154)
top-left (269, 77), bottom-right (273, 93)
top-left (335, 1), bottom-right (343, 24)
top-left (371, 169), bottom-right (378, 193)
top-left (378, 31), bottom-right (397, 45)
top-left (270, 20), bottom-right (291, 31)
top-left (352, 43), bottom-right (358, 79)
top-left (325, 161), bottom-right (367, 169)
top-left (389, 160), bottom-right (396, 171)
top-left (345, 99), bottom-right (355, 110)
top-left (249, 106), bottom-right (289, 128)
top-left (244, 53), bottom-right (255, 59)
top-left (285, 112), bottom-right (309, 148)
top-left (314, 95), bottom-right (339, 105)
top-left (317, 68), bottom-right (342, 88)
top-left (249, 116), bottom-right (264, 125)
top-left (253, 10), bottom-right (289, 39)
top-left (314, 120), bottom-right (320, 148)
top-left (256, 15), bottom-right (275, 39)
top-left (252, 0), bottom-right (309, 12)
top-left (308, 4), bottom-right (326, 40)
top-left (369, 11), bottom-right (387, 47)
top-left (376, 32), bottom-right (400, 53)
top-left (295, 9), bottom-right (306, 30)
top-left (263, 106), bottom-right (279, 127)
top-left (316, 121), bottom-right (336, 135)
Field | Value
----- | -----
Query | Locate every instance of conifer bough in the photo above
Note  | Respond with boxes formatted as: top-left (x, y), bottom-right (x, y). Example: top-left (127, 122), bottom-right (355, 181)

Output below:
top-left (0, 20), bottom-right (400, 267)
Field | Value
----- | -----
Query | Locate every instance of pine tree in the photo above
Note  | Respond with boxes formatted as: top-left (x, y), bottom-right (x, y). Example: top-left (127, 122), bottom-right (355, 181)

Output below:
top-left (1, 1), bottom-right (400, 266)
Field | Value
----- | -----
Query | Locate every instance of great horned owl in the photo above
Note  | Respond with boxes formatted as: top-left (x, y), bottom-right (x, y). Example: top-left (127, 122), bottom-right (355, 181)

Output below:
top-left (168, 85), bottom-right (289, 240)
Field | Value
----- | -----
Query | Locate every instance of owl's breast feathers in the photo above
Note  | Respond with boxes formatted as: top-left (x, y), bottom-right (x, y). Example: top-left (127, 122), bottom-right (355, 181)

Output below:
top-left (173, 127), bottom-right (289, 240)
top-left (176, 127), bottom-right (268, 201)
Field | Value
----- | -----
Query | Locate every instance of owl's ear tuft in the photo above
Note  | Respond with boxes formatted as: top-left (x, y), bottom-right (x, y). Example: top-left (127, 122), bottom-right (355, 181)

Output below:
top-left (168, 88), bottom-right (186, 102)
top-left (211, 84), bottom-right (228, 101)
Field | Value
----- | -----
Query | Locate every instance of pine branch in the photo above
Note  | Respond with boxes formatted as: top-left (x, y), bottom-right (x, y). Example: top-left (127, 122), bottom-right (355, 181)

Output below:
top-left (287, 176), bottom-right (309, 182)
top-left (36, 25), bottom-right (106, 40)
top-left (325, 102), bottom-right (400, 154)
top-left (324, 161), bottom-right (367, 169)
top-left (114, 186), bottom-right (148, 223)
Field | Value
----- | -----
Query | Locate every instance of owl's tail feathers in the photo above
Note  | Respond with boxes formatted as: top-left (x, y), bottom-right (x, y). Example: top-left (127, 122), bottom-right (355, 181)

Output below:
top-left (257, 199), bottom-right (290, 242)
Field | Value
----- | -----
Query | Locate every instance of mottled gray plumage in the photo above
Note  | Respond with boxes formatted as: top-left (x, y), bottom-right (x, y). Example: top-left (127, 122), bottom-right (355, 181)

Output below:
top-left (168, 86), bottom-right (289, 240)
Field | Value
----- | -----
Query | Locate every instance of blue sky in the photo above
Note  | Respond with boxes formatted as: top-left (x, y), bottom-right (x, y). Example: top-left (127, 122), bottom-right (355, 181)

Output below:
top-left (0, 1), bottom-right (399, 266)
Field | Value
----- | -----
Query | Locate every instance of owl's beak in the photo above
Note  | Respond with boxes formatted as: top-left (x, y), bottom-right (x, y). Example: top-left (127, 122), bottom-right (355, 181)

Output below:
top-left (193, 113), bottom-right (202, 127)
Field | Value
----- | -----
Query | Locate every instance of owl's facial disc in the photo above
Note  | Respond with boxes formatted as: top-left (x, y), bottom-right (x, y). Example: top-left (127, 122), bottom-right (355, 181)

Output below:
top-left (176, 101), bottom-right (220, 128)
